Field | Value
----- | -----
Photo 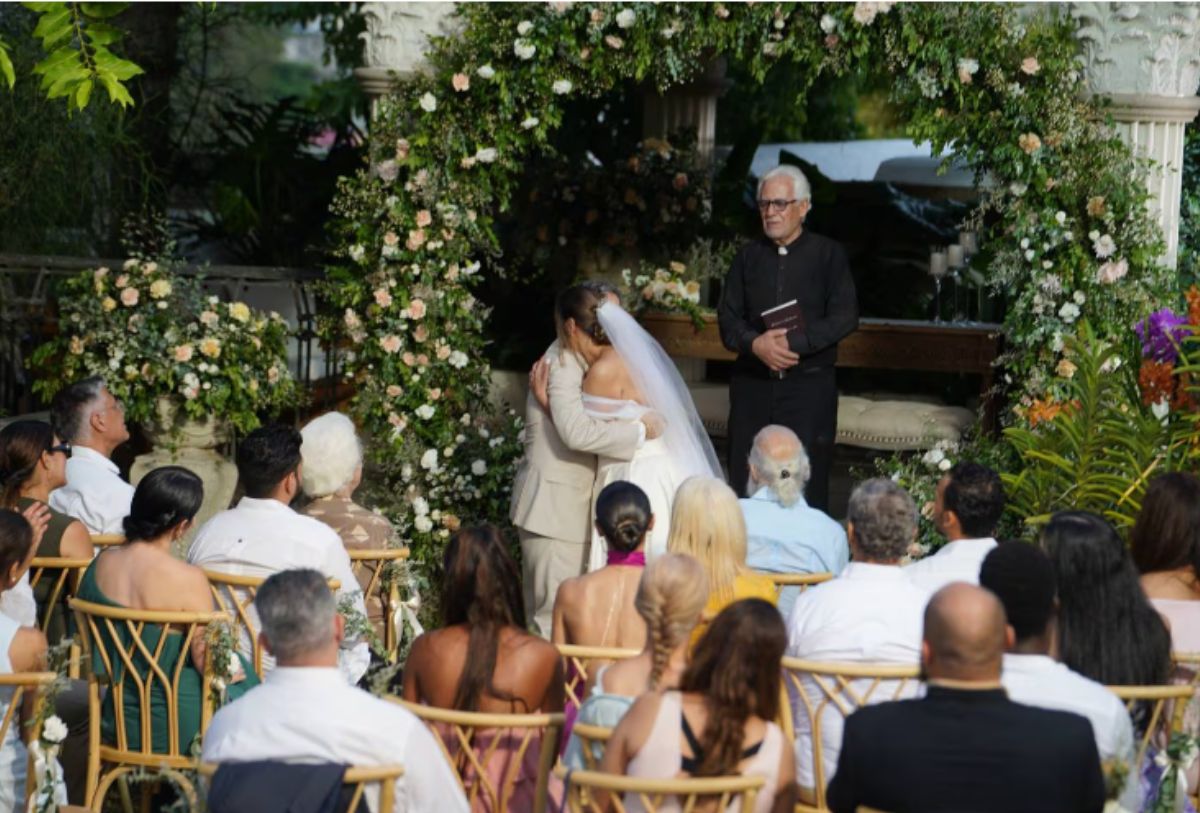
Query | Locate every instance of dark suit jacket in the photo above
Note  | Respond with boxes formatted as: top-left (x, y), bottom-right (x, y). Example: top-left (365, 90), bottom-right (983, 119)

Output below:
top-left (826, 685), bottom-right (1107, 813)
top-left (207, 762), bottom-right (362, 813)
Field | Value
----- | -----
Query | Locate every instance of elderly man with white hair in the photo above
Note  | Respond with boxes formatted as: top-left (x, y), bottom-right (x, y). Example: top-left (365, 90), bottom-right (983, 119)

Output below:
top-left (740, 425), bottom-right (848, 617)
top-left (718, 164), bottom-right (858, 511)
top-left (299, 411), bottom-right (397, 641)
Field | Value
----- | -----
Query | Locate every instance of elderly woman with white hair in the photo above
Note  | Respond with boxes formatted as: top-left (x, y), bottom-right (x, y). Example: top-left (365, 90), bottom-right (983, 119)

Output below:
top-left (298, 412), bottom-right (397, 639)
top-left (739, 424), bottom-right (848, 617)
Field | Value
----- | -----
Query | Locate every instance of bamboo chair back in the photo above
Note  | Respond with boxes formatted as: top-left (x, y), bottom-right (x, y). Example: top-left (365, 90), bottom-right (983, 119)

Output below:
top-left (556, 644), bottom-right (640, 708)
top-left (28, 557), bottom-right (91, 635)
top-left (88, 535), bottom-right (124, 548)
top-left (1106, 684), bottom-right (1195, 773)
top-left (782, 657), bottom-right (921, 812)
top-left (756, 571), bottom-right (834, 601)
top-left (346, 547), bottom-right (410, 662)
top-left (570, 722), bottom-right (614, 771)
top-left (69, 597), bottom-right (227, 809)
top-left (558, 767), bottom-right (764, 813)
top-left (198, 762), bottom-right (405, 813)
top-left (393, 698), bottom-right (564, 813)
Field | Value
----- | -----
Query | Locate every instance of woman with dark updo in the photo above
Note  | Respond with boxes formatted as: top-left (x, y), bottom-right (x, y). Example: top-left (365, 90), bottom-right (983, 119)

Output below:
top-left (77, 466), bottom-right (257, 754)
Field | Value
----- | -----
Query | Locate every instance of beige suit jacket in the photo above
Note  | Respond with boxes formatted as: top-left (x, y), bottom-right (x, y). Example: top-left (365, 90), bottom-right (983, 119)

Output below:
top-left (509, 340), bottom-right (642, 543)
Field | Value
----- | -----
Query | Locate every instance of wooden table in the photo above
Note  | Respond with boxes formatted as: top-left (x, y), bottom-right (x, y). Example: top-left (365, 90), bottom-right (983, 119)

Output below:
top-left (640, 312), bottom-right (1004, 431)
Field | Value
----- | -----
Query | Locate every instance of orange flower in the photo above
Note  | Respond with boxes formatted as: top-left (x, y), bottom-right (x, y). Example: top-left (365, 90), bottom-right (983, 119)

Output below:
top-left (1187, 285), bottom-right (1200, 328)
top-left (1026, 398), bottom-right (1065, 427)
top-left (1138, 359), bottom-right (1175, 406)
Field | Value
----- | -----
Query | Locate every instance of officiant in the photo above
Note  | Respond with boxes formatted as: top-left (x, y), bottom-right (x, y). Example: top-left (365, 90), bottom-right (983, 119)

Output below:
top-left (718, 165), bottom-right (858, 511)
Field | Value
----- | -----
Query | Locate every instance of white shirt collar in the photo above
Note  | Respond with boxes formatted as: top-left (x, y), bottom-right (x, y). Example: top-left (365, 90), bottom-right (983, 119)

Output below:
top-left (236, 496), bottom-right (293, 513)
top-left (71, 444), bottom-right (120, 475)
top-left (1002, 653), bottom-right (1060, 674)
top-left (841, 562), bottom-right (909, 580)
top-left (935, 537), bottom-right (997, 557)
top-left (264, 666), bottom-right (347, 688)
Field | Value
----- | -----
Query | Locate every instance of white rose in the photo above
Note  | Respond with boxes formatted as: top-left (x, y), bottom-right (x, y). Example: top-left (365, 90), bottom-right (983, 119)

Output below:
top-left (514, 39), bottom-right (536, 60)
top-left (420, 449), bottom-right (439, 470)
top-left (412, 496), bottom-right (430, 516)
top-left (820, 13), bottom-right (838, 33)
top-left (552, 79), bottom-right (572, 95)
top-left (1055, 211), bottom-right (1067, 225)
top-left (471, 459), bottom-right (487, 476)
top-left (42, 715), bottom-right (68, 744)
top-left (475, 147), bottom-right (498, 163)
top-left (921, 448), bottom-right (945, 467)
top-left (416, 404), bottom-right (436, 420)
top-left (938, 458), bottom-right (953, 472)
top-left (414, 515), bottom-right (434, 533)
top-left (1073, 290), bottom-right (1086, 305)
top-left (616, 8), bottom-right (636, 28)
top-left (476, 64), bottom-right (495, 79)
top-left (448, 350), bottom-right (469, 369)
top-left (517, 20), bottom-right (533, 35)
top-left (521, 116), bottom-right (539, 130)
top-left (418, 92), bottom-right (437, 112)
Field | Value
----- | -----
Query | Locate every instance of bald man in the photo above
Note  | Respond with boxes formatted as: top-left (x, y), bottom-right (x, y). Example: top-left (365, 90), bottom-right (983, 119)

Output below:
top-left (827, 584), bottom-right (1106, 813)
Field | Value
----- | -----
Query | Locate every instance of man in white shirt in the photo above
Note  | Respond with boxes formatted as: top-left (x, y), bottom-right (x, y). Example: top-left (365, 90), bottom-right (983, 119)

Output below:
top-left (786, 478), bottom-right (929, 794)
top-left (48, 376), bottom-right (134, 535)
top-left (188, 425), bottom-right (370, 683)
top-left (980, 541), bottom-right (1141, 811)
top-left (904, 461), bottom-right (1004, 593)
top-left (202, 569), bottom-right (468, 813)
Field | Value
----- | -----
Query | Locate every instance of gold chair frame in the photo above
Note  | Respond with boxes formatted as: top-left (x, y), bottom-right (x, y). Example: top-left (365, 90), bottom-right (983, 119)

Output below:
top-left (88, 535), bottom-right (124, 548)
top-left (556, 644), bottom-right (640, 709)
top-left (70, 597), bottom-right (229, 811)
top-left (393, 697), bottom-right (563, 813)
top-left (198, 762), bottom-right (405, 813)
top-left (1106, 683), bottom-right (1195, 775)
top-left (570, 722), bottom-right (614, 771)
top-left (28, 557), bottom-right (91, 631)
top-left (781, 657), bottom-right (921, 812)
top-left (0, 672), bottom-right (59, 798)
top-left (556, 766), bottom-right (764, 813)
top-left (346, 547), bottom-right (410, 662)
top-left (756, 572), bottom-right (834, 600)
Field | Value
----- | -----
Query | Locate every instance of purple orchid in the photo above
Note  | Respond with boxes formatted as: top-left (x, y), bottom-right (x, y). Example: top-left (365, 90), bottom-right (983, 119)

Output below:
top-left (1135, 308), bottom-right (1190, 362)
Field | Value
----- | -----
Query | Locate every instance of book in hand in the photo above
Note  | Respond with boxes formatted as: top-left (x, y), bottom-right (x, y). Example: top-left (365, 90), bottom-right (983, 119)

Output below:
top-left (761, 299), bottom-right (804, 333)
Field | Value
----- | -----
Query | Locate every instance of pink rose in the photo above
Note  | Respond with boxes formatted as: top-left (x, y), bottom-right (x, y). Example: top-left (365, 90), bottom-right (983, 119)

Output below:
top-left (417, 354), bottom-right (430, 367)
top-left (428, 388), bottom-right (442, 401)
top-left (402, 352), bottom-right (415, 366)
top-left (120, 287), bottom-right (139, 307)
top-left (174, 344), bottom-right (194, 363)
top-left (115, 274), bottom-right (129, 288)
top-left (386, 384), bottom-right (403, 397)
top-left (1021, 57), bottom-right (1040, 75)
top-left (383, 231), bottom-right (399, 247)
top-left (374, 288), bottom-right (393, 308)
top-left (436, 344), bottom-right (451, 360)
top-left (406, 229), bottom-right (427, 250)
top-left (452, 73), bottom-right (470, 92)
top-left (379, 335), bottom-right (402, 354)
top-left (416, 209), bottom-right (433, 228)
top-left (408, 298), bottom-right (427, 320)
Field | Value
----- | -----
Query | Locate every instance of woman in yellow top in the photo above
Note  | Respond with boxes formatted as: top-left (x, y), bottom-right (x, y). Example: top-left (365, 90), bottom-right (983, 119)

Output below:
top-left (667, 476), bottom-right (777, 645)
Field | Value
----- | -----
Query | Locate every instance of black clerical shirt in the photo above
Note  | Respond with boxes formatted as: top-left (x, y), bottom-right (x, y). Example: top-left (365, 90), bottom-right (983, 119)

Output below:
top-left (717, 231), bottom-right (859, 379)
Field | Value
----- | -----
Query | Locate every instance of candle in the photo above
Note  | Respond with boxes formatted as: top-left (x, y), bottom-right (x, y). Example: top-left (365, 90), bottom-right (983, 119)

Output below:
top-left (929, 250), bottom-right (948, 279)
top-left (947, 243), bottom-right (965, 268)
top-left (959, 230), bottom-right (978, 255)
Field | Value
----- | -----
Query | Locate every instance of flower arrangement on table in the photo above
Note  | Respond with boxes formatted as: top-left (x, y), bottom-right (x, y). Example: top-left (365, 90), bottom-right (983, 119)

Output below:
top-left (31, 257), bottom-right (299, 435)
top-left (619, 239), bottom-right (735, 330)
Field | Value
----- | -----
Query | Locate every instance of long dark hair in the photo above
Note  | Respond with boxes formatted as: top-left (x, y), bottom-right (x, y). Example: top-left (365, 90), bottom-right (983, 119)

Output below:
top-left (123, 467), bottom-right (204, 542)
top-left (1041, 510), bottom-right (1170, 686)
top-left (595, 480), bottom-right (652, 554)
top-left (679, 598), bottom-right (786, 776)
top-left (0, 510), bottom-right (34, 585)
top-left (1130, 473), bottom-right (1200, 580)
top-left (441, 524), bottom-right (527, 711)
top-left (0, 421), bottom-right (55, 509)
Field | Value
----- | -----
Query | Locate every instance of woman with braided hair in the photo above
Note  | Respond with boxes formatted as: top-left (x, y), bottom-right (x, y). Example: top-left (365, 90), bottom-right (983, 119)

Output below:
top-left (602, 598), bottom-right (797, 813)
top-left (563, 552), bottom-right (708, 769)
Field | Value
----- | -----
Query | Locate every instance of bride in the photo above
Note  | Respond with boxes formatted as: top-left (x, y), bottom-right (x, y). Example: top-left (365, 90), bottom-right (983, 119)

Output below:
top-left (555, 285), bottom-right (723, 570)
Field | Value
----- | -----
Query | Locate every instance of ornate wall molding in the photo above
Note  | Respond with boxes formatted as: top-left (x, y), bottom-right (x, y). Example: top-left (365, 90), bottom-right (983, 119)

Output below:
top-left (355, 3), bottom-right (461, 103)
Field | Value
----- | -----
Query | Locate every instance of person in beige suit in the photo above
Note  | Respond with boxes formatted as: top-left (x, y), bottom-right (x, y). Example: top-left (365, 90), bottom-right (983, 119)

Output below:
top-left (510, 282), bottom-right (658, 638)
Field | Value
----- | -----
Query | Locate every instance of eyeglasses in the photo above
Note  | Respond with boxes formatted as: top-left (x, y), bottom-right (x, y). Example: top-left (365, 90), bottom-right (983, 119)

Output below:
top-left (757, 199), bottom-right (799, 213)
top-left (47, 443), bottom-right (72, 459)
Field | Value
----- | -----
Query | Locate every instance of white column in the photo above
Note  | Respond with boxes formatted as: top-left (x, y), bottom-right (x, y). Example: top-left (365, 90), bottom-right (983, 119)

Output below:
top-left (1073, 2), bottom-right (1200, 269)
top-left (355, 3), bottom-right (460, 117)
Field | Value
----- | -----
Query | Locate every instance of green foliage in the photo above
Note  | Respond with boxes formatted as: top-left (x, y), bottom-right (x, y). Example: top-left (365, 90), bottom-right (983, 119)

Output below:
top-left (18, 1), bottom-right (143, 111)
top-left (1002, 324), bottom-right (1197, 534)
top-left (1179, 126), bottom-right (1200, 291)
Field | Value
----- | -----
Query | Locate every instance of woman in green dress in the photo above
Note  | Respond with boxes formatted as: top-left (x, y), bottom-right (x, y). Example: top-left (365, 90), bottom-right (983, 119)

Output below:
top-left (78, 466), bottom-right (257, 754)
top-left (0, 420), bottom-right (93, 636)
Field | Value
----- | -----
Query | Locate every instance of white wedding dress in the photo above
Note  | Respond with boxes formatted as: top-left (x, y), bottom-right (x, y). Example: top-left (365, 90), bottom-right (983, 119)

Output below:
top-left (583, 303), bottom-right (723, 572)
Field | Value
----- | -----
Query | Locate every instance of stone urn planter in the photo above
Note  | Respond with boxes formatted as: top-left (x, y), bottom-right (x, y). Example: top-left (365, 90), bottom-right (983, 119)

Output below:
top-left (130, 397), bottom-right (238, 553)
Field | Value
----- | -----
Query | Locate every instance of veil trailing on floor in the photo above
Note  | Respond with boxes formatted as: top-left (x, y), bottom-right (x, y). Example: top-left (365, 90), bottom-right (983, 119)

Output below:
top-left (595, 301), bottom-right (723, 483)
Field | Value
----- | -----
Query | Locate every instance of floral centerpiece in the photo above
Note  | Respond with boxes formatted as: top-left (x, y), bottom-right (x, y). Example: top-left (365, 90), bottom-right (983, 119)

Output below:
top-left (32, 257), bottom-right (298, 436)
top-left (620, 239), bottom-right (735, 329)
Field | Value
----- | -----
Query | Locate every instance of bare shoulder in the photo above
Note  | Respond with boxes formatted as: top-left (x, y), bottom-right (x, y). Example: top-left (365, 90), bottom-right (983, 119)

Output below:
top-left (582, 348), bottom-right (630, 396)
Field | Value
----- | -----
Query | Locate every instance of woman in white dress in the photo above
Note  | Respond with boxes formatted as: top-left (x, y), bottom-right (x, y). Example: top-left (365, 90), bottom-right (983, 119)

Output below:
top-left (554, 285), bottom-right (722, 570)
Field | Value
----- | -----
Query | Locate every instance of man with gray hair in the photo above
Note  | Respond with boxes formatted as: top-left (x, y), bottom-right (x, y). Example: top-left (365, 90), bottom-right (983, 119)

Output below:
top-left (202, 570), bottom-right (468, 812)
top-left (718, 164), bottom-right (858, 511)
top-left (784, 478), bottom-right (930, 794)
top-left (740, 425), bottom-right (848, 617)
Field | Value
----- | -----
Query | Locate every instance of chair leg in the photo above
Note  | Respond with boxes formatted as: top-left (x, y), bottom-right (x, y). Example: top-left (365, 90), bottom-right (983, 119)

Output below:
top-left (84, 681), bottom-right (100, 809)
top-left (116, 775), bottom-right (133, 813)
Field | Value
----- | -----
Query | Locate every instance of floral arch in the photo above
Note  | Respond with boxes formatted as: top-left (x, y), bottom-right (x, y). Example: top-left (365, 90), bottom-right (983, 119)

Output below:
top-left (324, 2), bottom-right (1170, 569)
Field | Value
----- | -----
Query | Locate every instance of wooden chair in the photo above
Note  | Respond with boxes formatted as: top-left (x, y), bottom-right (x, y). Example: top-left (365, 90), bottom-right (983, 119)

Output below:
top-left (198, 762), bottom-right (405, 813)
top-left (70, 597), bottom-right (229, 810)
top-left (0, 672), bottom-right (59, 798)
top-left (571, 722), bottom-right (614, 770)
top-left (757, 571), bottom-right (834, 601)
top-left (393, 697), bottom-right (564, 813)
top-left (28, 556), bottom-right (91, 631)
top-left (1106, 684), bottom-right (1195, 772)
top-left (556, 766), bottom-right (764, 812)
top-left (346, 547), bottom-right (410, 662)
top-left (89, 535), bottom-right (124, 548)
top-left (556, 644), bottom-right (640, 708)
top-left (781, 657), bottom-right (922, 812)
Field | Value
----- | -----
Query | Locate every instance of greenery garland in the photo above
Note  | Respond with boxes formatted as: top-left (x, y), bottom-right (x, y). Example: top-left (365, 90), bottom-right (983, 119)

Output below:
top-left (324, 2), bottom-right (1172, 571)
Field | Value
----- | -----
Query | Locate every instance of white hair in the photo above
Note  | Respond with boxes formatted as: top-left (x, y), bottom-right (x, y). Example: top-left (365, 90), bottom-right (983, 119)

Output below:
top-left (299, 412), bottom-right (362, 497)
top-left (757, 165), bottom-right (812, 203)
top-left (747, 425), bottom-right (810, 508)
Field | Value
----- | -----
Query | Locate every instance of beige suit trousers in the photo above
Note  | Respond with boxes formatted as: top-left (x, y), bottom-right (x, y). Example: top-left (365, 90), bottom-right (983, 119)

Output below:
top-left (520, 528), bottom-right (586, 639)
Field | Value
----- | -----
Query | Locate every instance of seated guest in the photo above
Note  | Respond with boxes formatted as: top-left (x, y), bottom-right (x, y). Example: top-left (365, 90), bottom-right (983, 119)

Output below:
top-left (78, 467), bottom-right (258, 754)
top-left (1131, 472), bottom-right (1200, 651)
top-left (826, 583), bottom-right (1106, 813)
top-left (739, 426), bottom-right (847, 618)
top-left (202, 569), bottom-right (467, 813)
top-left (553, 481), bottom-right (652, 650)
top-left (786, 477), bottom-right (928, 795)
top-left (1041, 510), bottom-right (1171, 687)
top-left (0, 420), bottom-right (94, 638)
top-left (0, 510), bottom-right (51, 812)
top-left (904, 461), bottom-right (1004, 592)
top-left (667, 476), bottom-right (776, 645)
top-left (47, 377), bottom-right (133, 535)
top-left (980, 541), bottom-right (1140, 810)
top-left (602, 598), bottom-right (796, 813)
top-left (298, 412), bottom-right (398, 642)
top-left (563, 553), bottom-right (709, 769)
top-left (188, 424), bottom-right (369, 683)
top-left (404, 525), bottom-right (562, 812)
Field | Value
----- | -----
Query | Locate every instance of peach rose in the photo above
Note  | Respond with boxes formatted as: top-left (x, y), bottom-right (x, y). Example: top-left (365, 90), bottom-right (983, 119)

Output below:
top-left (452, 72), bottom-right (470, 92)
top-left (174, 344), bottom-right (194, 363)
top-left (416, 209), bottom-right (433, 228)
top-left (408, 298), bottom-right (427, 319)
top-left (120, 287), bottom-right (139, 307)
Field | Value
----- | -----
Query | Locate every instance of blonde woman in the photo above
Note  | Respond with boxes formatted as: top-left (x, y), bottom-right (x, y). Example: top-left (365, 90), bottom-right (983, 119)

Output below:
top-left (563, 553), bottom-right (709, 769)
top-left (667, 476), bottom-right (777, 644)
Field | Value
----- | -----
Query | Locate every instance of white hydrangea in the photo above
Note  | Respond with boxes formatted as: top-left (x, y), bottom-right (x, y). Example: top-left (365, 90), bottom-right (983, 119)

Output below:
top-left (514, 39), bottom-right (536, 60)
top-left (418, 92), bottom-right (437, 112)
top-left (552, 79), bottom-right (572, 95)
top-left (415, 404), bottom-right (436, 420)
top-left (412, 496), bottom-right (430, 516)
top-left (471, 459), bottom-right (488, 476)
top-left (616, 8), bottom-right (636, 28)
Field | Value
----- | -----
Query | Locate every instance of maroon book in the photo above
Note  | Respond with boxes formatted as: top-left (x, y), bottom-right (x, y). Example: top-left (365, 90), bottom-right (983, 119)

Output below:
top-left (762, 299), bottom-right (804, 333)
